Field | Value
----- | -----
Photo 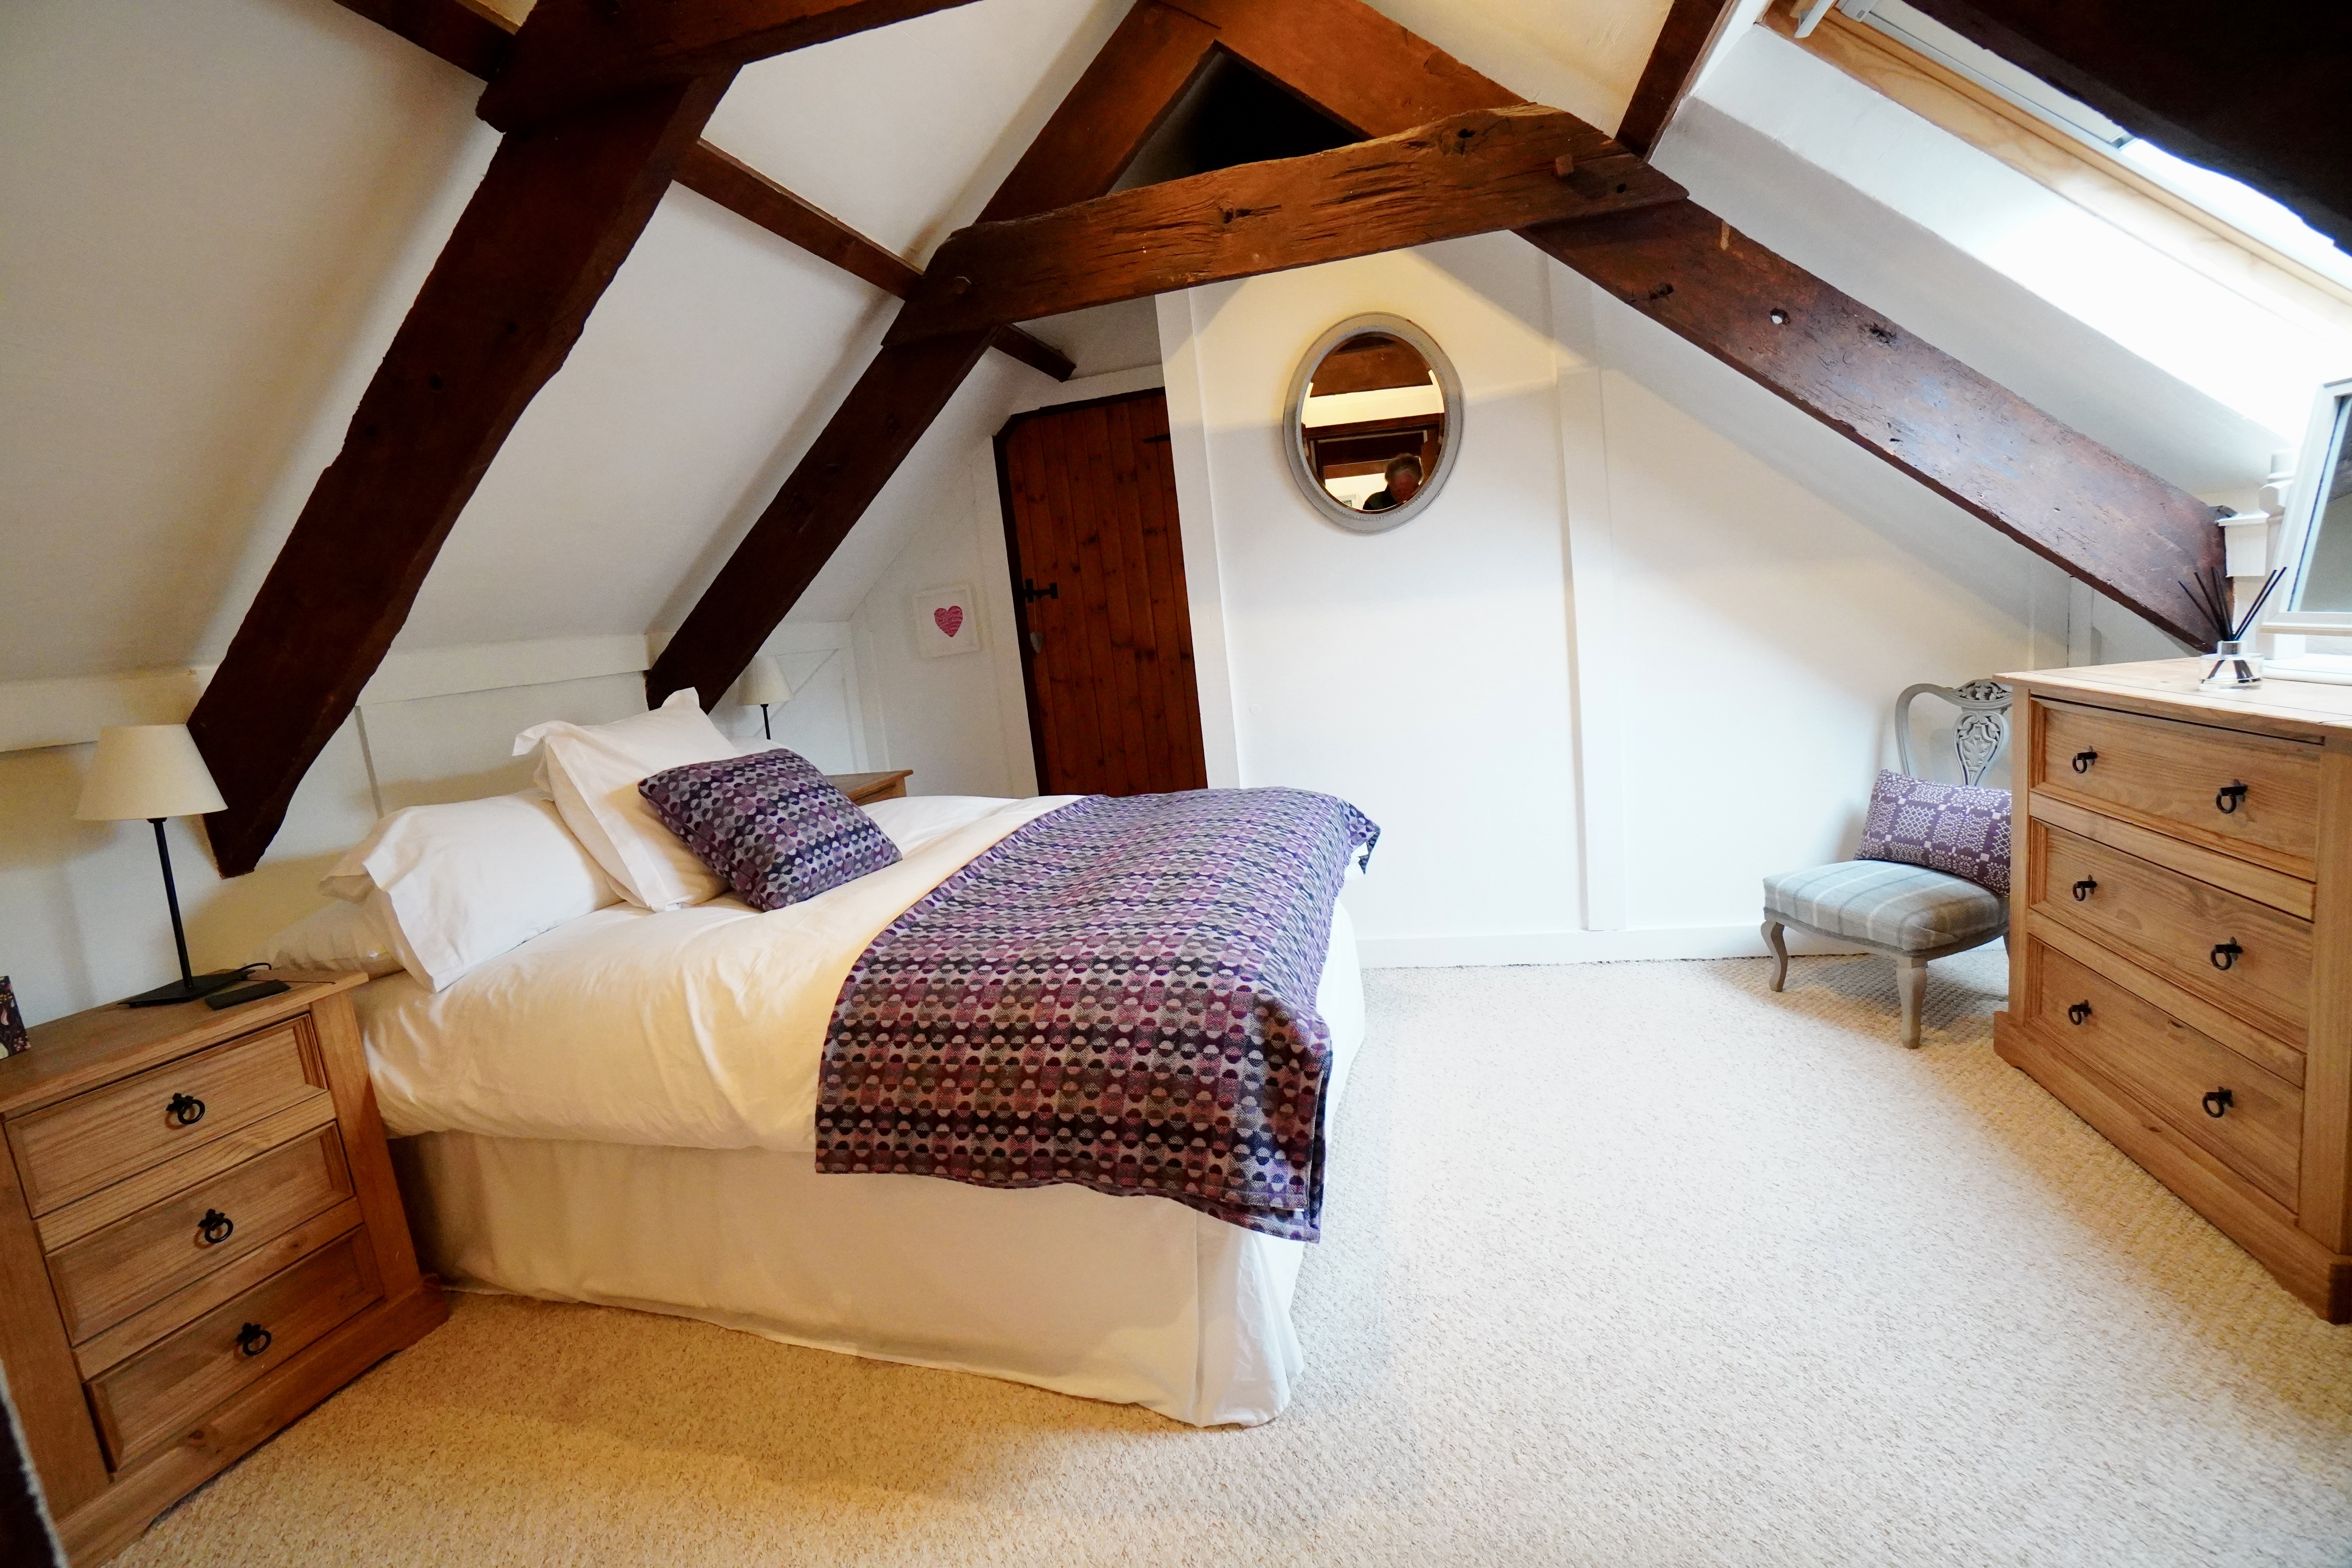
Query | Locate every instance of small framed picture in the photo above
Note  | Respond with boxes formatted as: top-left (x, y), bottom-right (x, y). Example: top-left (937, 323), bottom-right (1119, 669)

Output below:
top-left (913, 583), bottom-right (982, 658)
top-left (0, 976), bottom-right (26, 1056)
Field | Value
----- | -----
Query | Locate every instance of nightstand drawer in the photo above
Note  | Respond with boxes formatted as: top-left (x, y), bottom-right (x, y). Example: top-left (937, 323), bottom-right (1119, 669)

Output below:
top-left (2034, 701), bottom-right (2319, 875)
top-left (47, 1125), bottom-right (354, 1345)
top-left (7, 1018), bottom-right (327, 1216)
top-left (2031, 820), bottom-right (2311, 1046)
top-left (2029, 938), bottom-right (2302, 1208)
top-left (87, 1227), bottom-right (381, 1468)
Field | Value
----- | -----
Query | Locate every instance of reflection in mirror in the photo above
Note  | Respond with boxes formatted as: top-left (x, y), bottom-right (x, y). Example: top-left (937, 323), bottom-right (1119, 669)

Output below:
top-left (2292, 395), bottom-right (2352, 611)
top-left (1289, 322), bottom-right (1449, 531)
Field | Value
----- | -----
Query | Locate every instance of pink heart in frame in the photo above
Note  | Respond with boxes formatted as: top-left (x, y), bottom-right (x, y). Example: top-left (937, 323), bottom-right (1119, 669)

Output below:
top-left (933, 604), bottom-right (965, 639)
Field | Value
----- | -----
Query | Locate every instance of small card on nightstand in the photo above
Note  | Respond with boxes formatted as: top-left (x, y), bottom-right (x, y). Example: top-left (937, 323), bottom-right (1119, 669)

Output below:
top-left (0, 977), bottom-right (25, 1056)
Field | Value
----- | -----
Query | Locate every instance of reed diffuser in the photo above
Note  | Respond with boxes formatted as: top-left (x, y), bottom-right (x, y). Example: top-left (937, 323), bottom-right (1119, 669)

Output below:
top-left (2181, 566), bottom-right (2285, 690)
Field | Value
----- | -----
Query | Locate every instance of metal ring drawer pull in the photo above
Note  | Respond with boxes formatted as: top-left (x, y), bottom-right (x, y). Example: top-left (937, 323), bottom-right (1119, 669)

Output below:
top-left (166, 1093), bottom-right (205, 1127)
top-left (2071, 750), bottom-right (2098, 773)
top-left (2202, 1088), bottom-right (2235, 1118)
top-left (2216, 782), bottom-right (2249, 814)
top-left (236, 1322), bottom-right (272, 1358)
top-left (2071, 878), bottom-right (2097, 901)
top-left (197, 1209), bottom-right (234, 1246)
top-left (2211, 940), bottom-right (2244, 970)
top-left (2066, 1001), bottom-right (2092, 1025)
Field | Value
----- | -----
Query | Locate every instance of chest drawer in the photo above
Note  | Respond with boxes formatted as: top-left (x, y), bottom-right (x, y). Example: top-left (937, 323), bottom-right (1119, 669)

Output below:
top-left (86, 1226), bottom-right (381, 1468)
top-left (2034, 702), bottom-right (2319, 875)
top-left (46, 1125), bottom-right (354, 1345)
top-left (2029, 938), bottom-right (2303, 1208)
top-left (6, 1019), bottom-right (326, 1216)
top-left (2032, 821), bottom-right (2311, 1046)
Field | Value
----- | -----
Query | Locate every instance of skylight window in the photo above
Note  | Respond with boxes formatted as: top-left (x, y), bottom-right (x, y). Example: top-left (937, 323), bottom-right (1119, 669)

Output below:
top-left (1795, 0), bottom-right (2352, 291)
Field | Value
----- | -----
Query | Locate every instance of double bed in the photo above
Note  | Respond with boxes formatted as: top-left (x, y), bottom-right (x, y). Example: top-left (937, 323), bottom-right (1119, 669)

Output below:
top-left (355, 794), bottom-right (1366, 1428)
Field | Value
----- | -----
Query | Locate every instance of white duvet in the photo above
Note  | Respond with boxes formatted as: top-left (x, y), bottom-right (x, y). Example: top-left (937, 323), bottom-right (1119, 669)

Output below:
top-left (358, 794), bottom-right (1076, 1151)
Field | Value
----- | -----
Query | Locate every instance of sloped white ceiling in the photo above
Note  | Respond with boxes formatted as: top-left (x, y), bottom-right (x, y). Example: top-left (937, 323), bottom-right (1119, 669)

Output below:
top-left (6, 0), bottom-right (2312, 692)
top-left (0, 0), bottom-right (485, 681)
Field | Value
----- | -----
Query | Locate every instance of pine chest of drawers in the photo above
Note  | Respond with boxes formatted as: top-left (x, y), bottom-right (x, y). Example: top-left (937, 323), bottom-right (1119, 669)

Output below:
top-left (1996, 660), bottom-right (2352, 1320)
top-left (0, 973), bottom-right (445, 1563)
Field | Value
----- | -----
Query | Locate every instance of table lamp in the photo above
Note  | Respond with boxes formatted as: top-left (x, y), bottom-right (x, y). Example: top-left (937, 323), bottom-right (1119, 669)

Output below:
top-left (739, 655), bottom-right (795, 740)
top-left (76, 725), bottom-right (245, 1007)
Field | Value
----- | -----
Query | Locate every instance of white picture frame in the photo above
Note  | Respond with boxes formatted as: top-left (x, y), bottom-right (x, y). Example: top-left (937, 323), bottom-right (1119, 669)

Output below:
top-left (912, 582), bottom-right (982, 658)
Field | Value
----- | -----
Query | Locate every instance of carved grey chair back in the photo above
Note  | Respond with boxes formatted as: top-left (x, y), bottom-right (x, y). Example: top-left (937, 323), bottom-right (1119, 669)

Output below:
top-left (1895, 679), bottom-right (2011, 785)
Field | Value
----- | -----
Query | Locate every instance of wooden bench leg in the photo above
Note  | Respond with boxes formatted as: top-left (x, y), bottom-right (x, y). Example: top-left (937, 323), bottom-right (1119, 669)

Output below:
top-left (1762, 920), bottom-right (1789, 992)
top-left (1897, 955), bottom-right (1927, 1047)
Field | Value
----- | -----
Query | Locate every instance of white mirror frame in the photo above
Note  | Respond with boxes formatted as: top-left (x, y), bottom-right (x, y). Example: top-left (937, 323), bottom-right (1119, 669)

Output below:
top-left (2261, 373), bottom-right (2352, 638)
top-left (1282, 314), bottom-right (1464, 534)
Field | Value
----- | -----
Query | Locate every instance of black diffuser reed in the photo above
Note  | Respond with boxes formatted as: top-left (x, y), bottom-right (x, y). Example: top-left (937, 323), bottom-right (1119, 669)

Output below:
top-left (2180, 566), bottom-right (2285, 686)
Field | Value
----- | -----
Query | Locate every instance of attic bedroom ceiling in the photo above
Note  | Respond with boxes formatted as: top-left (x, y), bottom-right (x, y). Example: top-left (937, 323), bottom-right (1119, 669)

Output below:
top-left (10, 0), bottom-right (2328, 872)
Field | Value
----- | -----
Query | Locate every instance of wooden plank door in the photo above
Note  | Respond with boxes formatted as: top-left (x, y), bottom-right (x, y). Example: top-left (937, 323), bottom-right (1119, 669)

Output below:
top-left (995, 390), bottom-right (1208, 796)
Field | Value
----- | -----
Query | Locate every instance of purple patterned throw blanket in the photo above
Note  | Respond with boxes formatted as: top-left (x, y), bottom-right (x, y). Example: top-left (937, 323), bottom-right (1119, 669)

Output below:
top-left (816, 788), bottom-right (1378, 1241)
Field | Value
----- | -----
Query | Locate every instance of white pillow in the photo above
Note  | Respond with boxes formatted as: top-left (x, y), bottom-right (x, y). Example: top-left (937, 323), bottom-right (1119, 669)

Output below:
top-left (513, 688), bottom-right (738, 910)
top-left (261, 895), bottom-right (407, 979)
top-left (320, 793), bottom-right (617, 991)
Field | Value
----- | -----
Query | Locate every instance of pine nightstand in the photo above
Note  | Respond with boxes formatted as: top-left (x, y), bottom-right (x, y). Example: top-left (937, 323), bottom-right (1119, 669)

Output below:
top-left (829, 769), bottom-right (913, 806)
top-left (0, 973), bottom-right (445, 1563)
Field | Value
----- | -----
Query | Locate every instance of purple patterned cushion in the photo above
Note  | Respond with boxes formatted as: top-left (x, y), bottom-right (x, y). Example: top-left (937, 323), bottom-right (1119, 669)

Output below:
top-left (638, 749), bottom-right (900, 911)
top-left (1856, 769), bottom-right (2012, 897)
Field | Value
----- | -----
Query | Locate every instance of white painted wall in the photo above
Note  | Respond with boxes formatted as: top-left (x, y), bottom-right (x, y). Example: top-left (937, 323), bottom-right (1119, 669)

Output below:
top-left (1153, 234), bottom-right (2089, 967)
top-left (0, 626), bottom-right (870, 1026)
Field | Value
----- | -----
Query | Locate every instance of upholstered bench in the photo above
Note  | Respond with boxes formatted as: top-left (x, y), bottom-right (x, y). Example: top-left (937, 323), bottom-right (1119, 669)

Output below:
top-left (1762, 861), bottom-right (2006, 1047)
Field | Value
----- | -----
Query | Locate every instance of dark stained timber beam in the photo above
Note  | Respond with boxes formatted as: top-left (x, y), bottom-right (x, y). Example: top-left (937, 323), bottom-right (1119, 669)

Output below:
top-left (331, 0), bottom-right (513, 77)
top-left (646, 330), bottom-right (997, 708)
top-left (329, 1), bottom-right (1069, 378)
top-left (1526, 204), bottom-right (2218, 645)
top-left (888, 106), bottom-right (1683, 341)
top-left (649, 0), bottom-right (1233, 709)
top-left (1185, 0), bottom-right (2220, 641)
top-left (479, 0), bottom-right (987, 130)
top-left (1616, 0), bottom-right (1743, 158)
top-left (673, 143), bottom-right (1073, 379)
top-left (977, 0), bottom-right (1222, 224)
top-left (189, 73), bottom-right (735, 876)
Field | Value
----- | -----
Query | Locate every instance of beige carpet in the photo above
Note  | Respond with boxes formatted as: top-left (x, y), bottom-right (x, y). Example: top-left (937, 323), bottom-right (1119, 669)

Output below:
top-left (116, 952), bottom-right (2352, 1567)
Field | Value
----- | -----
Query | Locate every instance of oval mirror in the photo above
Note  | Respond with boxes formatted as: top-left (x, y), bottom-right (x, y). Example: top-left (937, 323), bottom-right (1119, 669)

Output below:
top-left (1284, 314), bottom-right (1462, 533)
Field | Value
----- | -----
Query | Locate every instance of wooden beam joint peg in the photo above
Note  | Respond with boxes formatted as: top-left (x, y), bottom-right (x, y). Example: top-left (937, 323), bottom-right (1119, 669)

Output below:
top-left (1554, 153), bottom-right (1577, 179)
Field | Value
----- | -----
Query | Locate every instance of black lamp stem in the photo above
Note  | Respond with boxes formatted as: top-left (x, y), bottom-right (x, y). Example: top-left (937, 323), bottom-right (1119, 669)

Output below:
top-left (151, 817), bottom-right (195, 989)
top-left (760, 703), bottom-right (773, 740)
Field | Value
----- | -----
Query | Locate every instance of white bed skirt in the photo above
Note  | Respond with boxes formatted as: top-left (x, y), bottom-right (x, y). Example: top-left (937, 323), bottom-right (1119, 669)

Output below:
top-left (388, 904), bottom-right (1362, 1428)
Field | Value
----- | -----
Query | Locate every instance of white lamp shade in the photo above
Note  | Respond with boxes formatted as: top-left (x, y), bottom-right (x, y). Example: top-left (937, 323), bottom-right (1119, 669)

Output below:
top-left (738, 655), bottom-right (794, 708)
top-left (76, 725), bottom-right (227, 821)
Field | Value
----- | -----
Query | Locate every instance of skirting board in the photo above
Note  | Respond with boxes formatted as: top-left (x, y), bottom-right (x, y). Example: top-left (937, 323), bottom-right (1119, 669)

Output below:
top-left (1355, 923), bottom-right (1873, 968)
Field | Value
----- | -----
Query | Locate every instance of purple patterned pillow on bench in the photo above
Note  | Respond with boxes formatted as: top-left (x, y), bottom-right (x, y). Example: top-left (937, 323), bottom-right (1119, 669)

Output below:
top-left (1856, 769), bottom-right (2013, 897)
top-left (639, 748), bottom-right (900, 911)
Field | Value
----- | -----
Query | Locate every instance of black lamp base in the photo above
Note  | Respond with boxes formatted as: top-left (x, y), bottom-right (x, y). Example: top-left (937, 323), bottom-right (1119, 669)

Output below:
top-left (124, 970), bottom-right (249, 1009)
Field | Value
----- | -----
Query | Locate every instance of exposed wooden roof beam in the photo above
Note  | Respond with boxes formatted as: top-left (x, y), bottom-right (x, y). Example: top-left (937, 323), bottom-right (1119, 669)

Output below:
top-left (334, 0), bottom-right (1069, 378)
top-left (479, 0), bottom-right (987, 130)
top-left (889, 106), bottom-right (1683, 342)
top-left (977, 0), bottom-right (1221, 225)
top-left (645, 0), bottom-right (1226, 710)
top-left (190, 74), bottom-right (734, 875)
top-left (1170, 0), bottom-right (2216, 645)
top-left (330, 0), bottom-right (514, 79)
top-left (1529, 204), bottom-right (2218, 644)
top-left (672, 143), bottom-right (1073, 379)
top-left (1616, 0), bottom-right (1744, 158)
